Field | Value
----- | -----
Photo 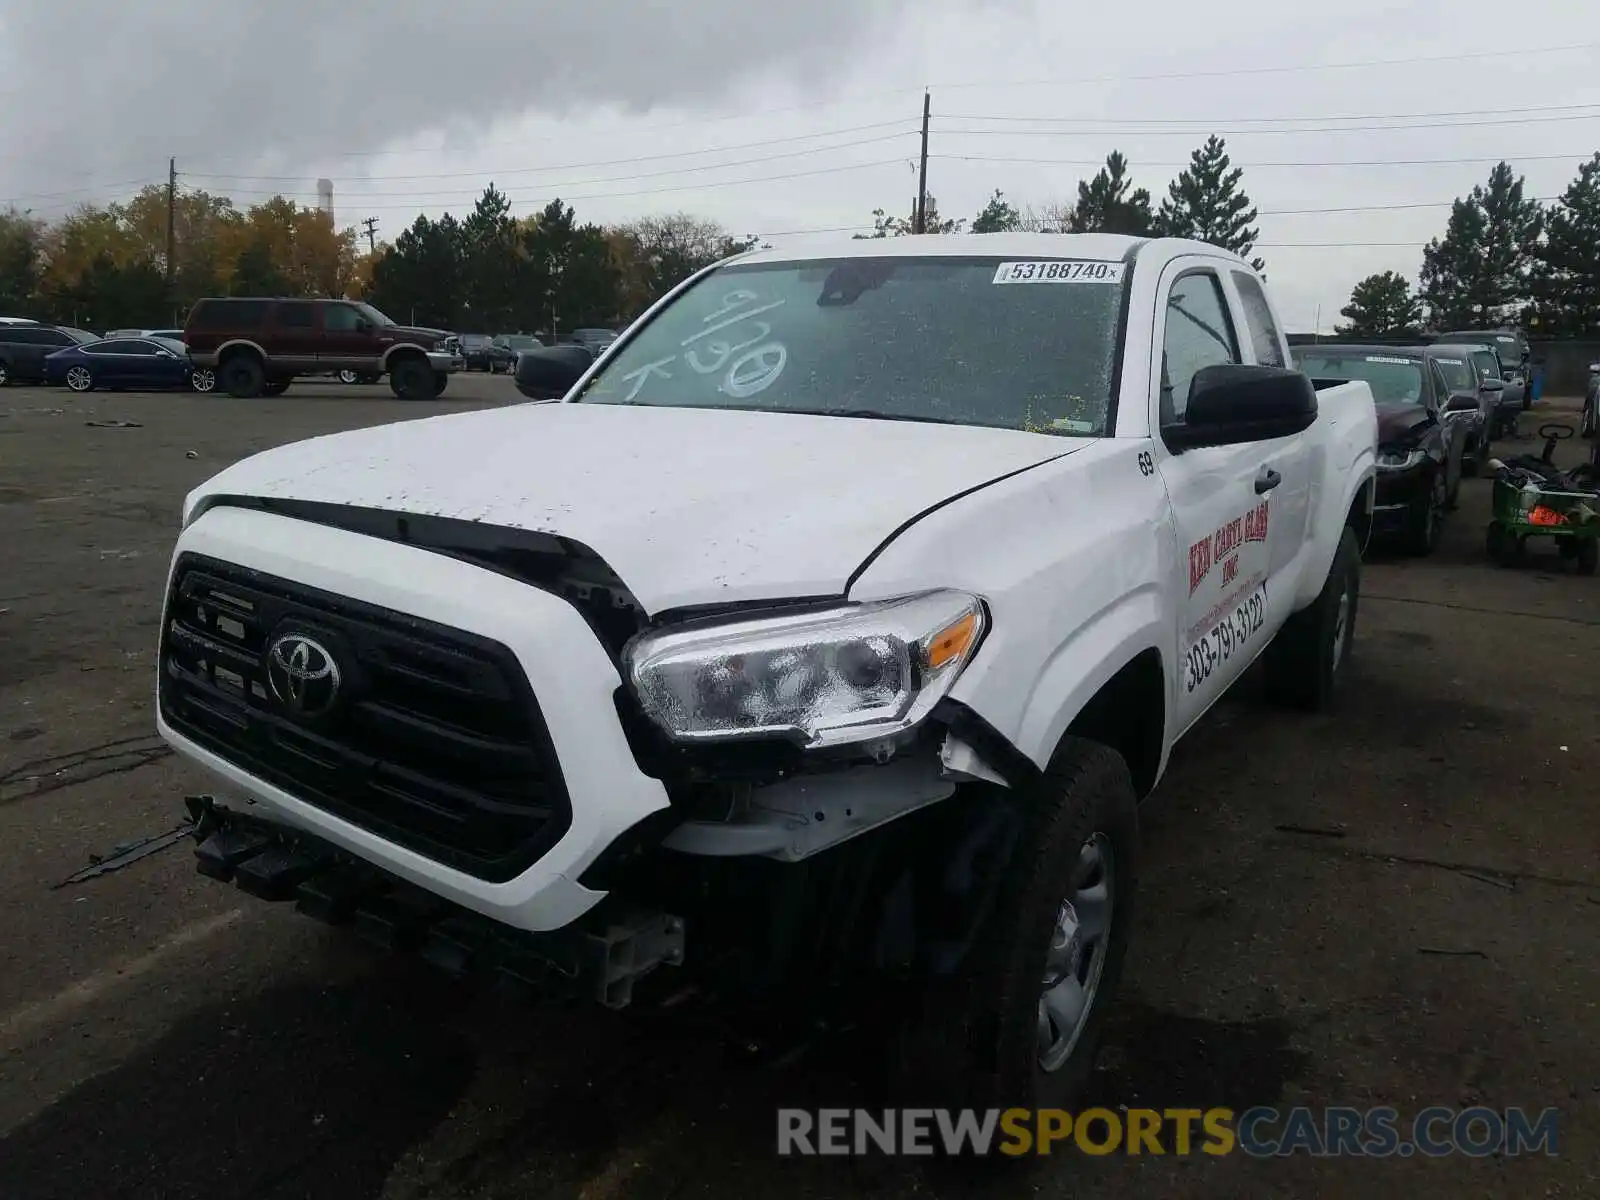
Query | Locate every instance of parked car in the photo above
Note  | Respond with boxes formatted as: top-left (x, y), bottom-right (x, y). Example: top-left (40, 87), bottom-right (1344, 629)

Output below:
top-left (494, 333), bottom-right (544, 374)
top-left (0, 323), bottom-right (102, 386)
top-left (1294, 345), bottom-right (1469, 534)
top-left (182, 297), bottom-right (464, 400)
top-left (1454, 342), bottom-right (1524, 437)
top-left (1425, 344), bottom-right (1502, 473)
top-left (158, 235), bottom-right (1376, 1113)
top-left (567, 327), bottom-right (618, 356)
top-left (107, 327), bottom-right (185, 341)
top-left (459, 334), bottom-right (515, 374)
top-left (1435, 329), bottom-right (1530, 409)
top-left (44, 335), bottom-right (200, 393)
top-left (0, 316), bottom-right (40, 326)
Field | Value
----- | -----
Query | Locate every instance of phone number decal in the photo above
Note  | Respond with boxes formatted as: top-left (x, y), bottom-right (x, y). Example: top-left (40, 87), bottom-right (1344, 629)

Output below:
top-left (1184, 584), bottom-right (1268, 694)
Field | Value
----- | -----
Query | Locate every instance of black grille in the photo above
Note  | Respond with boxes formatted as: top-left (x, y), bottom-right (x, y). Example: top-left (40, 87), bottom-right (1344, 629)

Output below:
top-left (158, 553), bottom-right (572, 883)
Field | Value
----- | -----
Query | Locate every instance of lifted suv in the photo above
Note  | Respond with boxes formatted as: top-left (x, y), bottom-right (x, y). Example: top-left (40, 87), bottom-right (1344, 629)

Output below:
top-left (183, 298), bottom-right (464, 400)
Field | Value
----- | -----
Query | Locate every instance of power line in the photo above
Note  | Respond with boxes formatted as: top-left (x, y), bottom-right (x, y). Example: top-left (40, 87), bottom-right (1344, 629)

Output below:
top-left (184, 121), bottom-right (917, 183)
top-left (936, 110), bottom-right (1600, 136)
top-left (933, 41), bottom-right (1600, 90)
top-left (938, 100), bottom-right (1600, 127)
top-left (930, 150), bottom-right (1596, 169)
top-left (184, 132), bottom-right (915, 197)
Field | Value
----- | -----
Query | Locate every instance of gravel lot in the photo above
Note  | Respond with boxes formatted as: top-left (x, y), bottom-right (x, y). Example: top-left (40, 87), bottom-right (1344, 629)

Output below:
top-left (1, 379), bottom-right (1596, 1199)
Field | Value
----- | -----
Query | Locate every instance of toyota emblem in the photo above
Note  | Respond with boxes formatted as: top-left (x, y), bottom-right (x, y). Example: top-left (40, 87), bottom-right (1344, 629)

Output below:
top-left (265, 632), bottom-right (342, 718)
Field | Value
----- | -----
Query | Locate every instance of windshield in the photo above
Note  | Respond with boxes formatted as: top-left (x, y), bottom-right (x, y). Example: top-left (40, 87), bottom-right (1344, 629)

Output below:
top-left (62, 327), bottom-right (100, 344)
top-left (1297, 353), bottom-right (1425, 406)
top-left (356, 302), bottom-right (394, 327)
top-left (574, 255), bottom-right (1126, 435)
top-left (1431, 355), bottom-right (1472, 389)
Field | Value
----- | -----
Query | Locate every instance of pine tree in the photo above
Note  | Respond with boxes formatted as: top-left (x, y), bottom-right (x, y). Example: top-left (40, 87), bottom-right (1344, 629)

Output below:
top-left (1527, 153), bottom-right (1600, 335)
top-left (1419, 161), bottom-right (1542, 327)
top-left (1337, 271), bottom-right (1422, 338)
top-left (1156, 136), bottom-right (1263, 271)
top-left (970, 189), bottom-right (1021, 234)
top-left (1067, 152), bottom-right (1154, 235)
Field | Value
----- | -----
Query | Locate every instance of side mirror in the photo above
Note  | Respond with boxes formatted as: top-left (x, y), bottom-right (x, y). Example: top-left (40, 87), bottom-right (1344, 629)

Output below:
top-left (1481, 378), bottom-right (1505, 392)
top-left (514, 344), bottom-right (594, 401)
top-left (1163, 364), bottom-right (1318, 451)
top-left (354, 318), bottom-right (371, 333)
top-left (1445, 392), bottom-right (1479, 413)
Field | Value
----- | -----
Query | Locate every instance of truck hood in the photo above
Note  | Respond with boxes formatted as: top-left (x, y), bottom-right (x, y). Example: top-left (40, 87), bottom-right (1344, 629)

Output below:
top-left (1375, 402), bottom-right (1434, 445)
top-left (379, 324), bottom-right (451, 343)
top-left (186, 403), bottom-right (1090, 613)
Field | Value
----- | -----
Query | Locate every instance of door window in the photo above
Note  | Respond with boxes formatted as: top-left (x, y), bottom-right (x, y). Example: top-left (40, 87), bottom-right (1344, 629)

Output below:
top-left (322, 305), bottom-right (363, 333)
top-left (1161, 272), bottom-right (1241, 424)
top-left (1230, 271), bottom-right (1285, 366)
top-left (274, 301), bottom-right (317, 329)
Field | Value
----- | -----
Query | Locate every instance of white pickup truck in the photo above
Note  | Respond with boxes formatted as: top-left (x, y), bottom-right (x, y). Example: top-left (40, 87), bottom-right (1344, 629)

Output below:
top-left (158, 234), bottom-right (1376, 1111)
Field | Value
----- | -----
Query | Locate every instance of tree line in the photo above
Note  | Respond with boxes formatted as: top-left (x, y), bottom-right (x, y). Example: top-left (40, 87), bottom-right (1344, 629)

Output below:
top-left (4, 136), bottom-right (1598, 339)
top-left (1337, 154), bottom-right (1600, 339)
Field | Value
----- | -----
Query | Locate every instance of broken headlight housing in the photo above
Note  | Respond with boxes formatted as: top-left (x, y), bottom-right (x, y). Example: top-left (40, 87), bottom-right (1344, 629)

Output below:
top-left (624, 591), bottom-right (986, 748)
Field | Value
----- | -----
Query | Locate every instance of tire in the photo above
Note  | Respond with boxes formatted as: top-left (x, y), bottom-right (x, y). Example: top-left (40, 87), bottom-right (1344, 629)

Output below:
top-left (1577, 540), bottom-right (1599, 576)
top-left (892, 738), bottom-right (1139, 1113)
top-left (0, 360), bottom-right (9, 386)
top-left (430, 373), bottom-right (449, 398)
top-left (1263, 524), bottom-right (1360, 712)
top-left (220, 353), bottom-right (265, 399)
top-left (189, 367), bottom-right (216, 393)
top-left (261, 381), bottom-right (291, 397)
top-left (336, 368), bottom-right (360, 385)
top-left (65, 364), bottom-right (94, 393)
top-left (1487, 523), bottom-right (1524, 568)
top-left (1405, 472), bottom-right (1446, 556)
top-left (388, 356), bottom-right (435, 400)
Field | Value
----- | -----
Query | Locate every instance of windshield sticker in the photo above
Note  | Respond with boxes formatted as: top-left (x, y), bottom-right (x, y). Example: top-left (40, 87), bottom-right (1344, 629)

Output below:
top-left (618, 289), bottom-right (789, 402)
top-left (1436, 357), bottom-right (1464, 365)
top-left (992, 260), bottom-right (1125, 284)
top-left (1363, 356), bottom-right (1414, 365)
top-left (1049, 417), bottom-right (1098, 433)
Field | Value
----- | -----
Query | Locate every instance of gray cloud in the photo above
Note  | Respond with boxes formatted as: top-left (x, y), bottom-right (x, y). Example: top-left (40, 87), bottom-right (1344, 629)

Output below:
top-left (0, 0), bottom-right (930, 199)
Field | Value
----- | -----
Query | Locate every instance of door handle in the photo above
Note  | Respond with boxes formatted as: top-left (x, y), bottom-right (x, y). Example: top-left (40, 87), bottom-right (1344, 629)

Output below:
top-left (1255, 467), bottom-right (1282, 495)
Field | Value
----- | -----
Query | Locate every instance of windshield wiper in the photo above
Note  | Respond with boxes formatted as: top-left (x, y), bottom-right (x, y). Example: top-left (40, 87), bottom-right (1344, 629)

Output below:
top-left (784, 407), bottom-right (967, 425)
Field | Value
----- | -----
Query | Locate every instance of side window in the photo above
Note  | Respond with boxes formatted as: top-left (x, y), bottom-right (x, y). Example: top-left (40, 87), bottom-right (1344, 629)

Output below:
top-left (37, 328), bottom-right (72, 347)
top-left (120, 340), bottom-right (158, 356)
top-left (322, 305), bottom-right (362, 333)
top-left (4, 329), bottom-right (41, 344)
top-left (1162, 272), bottom-right (1241, 424)
top-left (274, 301), bottom-right (316, 329)
top-left (1429, 362), bottom-right (1451, 411)
top-left (1231, 271), bottom-right (1285, 366)
top-left (92, 339), bottom-right (135, 354)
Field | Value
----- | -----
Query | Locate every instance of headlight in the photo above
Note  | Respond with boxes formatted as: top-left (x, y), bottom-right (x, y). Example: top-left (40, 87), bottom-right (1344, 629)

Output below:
top-left (625, 591), bottom-right (986, 748)
top-left (1376, 447), bottom-right (1426, 470)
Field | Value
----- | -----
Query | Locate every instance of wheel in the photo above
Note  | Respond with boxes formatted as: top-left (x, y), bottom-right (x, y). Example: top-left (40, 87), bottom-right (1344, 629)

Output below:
top-left (891, 738), bottom-right (1139, 1112)
top-left (261, 381), bottom-right (291, 397)
top-left (1578, 540), bottom-right (1599, 576)
top-left (1405, 472), bottom-right (1446, 556)
top-left (388, 356), bottom-right (436, 400)
top-left (64, 364), bottom-right (94, 393)
top-left (1263, 524), bottom-right (1360, 712)
top-left (0, 360), bottom-right (9, 386)
top-left (1486, 523), bottom-right (1524, 568)
top-left (220, 354), bottom-right (265, 399)
top-left (189, 367), bottom-right (216, 393)
top-left (336, 368), bottom-right (360, 385)
top-left (430, 373), bottom-right (449, 398)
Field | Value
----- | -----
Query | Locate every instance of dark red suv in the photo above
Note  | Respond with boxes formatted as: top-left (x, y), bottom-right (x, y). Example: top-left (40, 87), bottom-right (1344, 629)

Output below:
top-left (182, 297), bottom-right (464, 399)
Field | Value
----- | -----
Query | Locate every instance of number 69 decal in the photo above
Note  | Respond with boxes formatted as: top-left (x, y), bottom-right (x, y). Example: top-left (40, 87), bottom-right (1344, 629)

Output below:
top-left (1137, 451), bottom-right (1155, 477)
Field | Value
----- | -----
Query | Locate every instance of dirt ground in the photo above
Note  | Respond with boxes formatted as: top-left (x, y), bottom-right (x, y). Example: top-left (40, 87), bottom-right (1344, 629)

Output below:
top-left (1, 379), bottom-right (1596, 1199)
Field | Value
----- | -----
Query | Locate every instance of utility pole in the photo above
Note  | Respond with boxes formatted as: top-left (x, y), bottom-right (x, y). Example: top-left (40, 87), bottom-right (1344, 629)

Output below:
top-left (914, 91), bottom-right (931, 234)
top-left (360, 216), bottom-right (379, 253)
top-left (165, 157), bottom-right (177, 310)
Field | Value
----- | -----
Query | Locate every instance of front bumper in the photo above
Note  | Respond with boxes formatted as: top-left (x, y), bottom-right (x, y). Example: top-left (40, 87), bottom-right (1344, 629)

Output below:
top-left (1372, 462), bottom-right (1431, 530)
top-left (426, 349), bottom-right (465, 374)
top-left (157, 504), bottom-right (672, 933)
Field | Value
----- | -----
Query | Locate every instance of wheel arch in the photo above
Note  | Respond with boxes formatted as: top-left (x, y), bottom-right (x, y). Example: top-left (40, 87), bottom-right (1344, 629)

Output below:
top-left (380, 342), bottom-right (433, 371)
top-left (216, 338), bottom-right (267, 361)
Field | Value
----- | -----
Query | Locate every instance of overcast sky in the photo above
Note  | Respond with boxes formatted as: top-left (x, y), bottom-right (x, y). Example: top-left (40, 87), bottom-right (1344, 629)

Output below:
top-left (3, 0), bottom-right (1599, 330)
